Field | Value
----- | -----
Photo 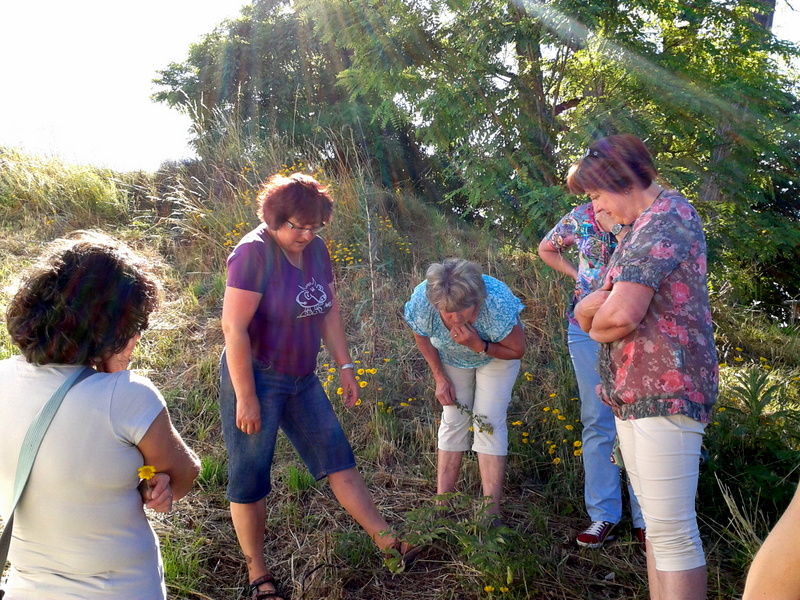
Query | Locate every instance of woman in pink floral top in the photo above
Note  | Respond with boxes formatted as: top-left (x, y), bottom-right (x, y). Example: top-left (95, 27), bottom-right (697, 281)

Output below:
top-left (572, 134), bottom-right (717, 600)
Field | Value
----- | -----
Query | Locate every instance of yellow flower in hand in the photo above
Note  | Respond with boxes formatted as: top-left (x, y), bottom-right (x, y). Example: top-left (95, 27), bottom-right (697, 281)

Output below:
top-left (138, 465), bottom-right (157, 480)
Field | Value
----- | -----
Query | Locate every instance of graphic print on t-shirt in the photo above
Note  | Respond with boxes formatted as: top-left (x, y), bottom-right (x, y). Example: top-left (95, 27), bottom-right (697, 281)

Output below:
top-left (297, 278), bottom-right (332, 318)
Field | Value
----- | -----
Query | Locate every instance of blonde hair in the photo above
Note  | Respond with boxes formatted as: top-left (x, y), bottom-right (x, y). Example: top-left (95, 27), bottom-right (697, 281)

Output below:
top-left (425, 259), bottom-right (487, 312)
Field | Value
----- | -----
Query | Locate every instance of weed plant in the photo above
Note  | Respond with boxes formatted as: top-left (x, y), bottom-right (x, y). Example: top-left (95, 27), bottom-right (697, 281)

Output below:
top-left (1, 139), bottom-right (800, 599)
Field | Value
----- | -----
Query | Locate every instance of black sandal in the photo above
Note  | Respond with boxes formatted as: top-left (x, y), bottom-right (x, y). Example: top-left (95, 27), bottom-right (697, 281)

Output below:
top-left (249, 574), bottom-right (285, 600)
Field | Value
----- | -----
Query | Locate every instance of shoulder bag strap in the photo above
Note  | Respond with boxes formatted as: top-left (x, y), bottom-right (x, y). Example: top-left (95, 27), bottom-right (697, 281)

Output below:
top-left (0, 366), bottom-right (94, 590)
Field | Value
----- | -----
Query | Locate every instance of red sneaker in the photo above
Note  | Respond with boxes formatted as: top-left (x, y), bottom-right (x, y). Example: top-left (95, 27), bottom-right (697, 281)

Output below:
top-left (576, 521), bottom-right (617, 548)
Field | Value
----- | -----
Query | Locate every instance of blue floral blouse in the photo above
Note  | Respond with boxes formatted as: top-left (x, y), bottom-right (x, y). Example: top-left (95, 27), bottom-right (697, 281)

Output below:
top-left (542, 202), bottom-right (615, 324)
top-left (404, 275), bottom-right (524, 369)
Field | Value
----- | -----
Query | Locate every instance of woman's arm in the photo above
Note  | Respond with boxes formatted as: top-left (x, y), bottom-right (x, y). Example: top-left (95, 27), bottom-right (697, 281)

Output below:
top-left (412, 332), bottom-right (456, 406)
top-left (585, 280), bottom-right (654, 343)
top-left (136, 408), bottom-right (200, 503)
top-left (743, 483), bottom-right (800, 600)
top-left (320, 282), bottom-right (359, 407)
top-left (221, 286), bottom-right (263, 434)
top-left (537, 238), bottom-right (578, 280)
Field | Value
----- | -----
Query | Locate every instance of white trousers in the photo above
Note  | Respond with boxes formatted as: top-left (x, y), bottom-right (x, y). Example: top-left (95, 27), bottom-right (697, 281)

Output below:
top-left (616, 414), bottom-right (707, 571)
top-left (438, 359), bottom-right (521, 456)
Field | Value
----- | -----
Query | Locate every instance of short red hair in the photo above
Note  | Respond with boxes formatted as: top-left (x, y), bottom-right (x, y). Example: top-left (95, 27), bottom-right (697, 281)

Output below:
top-left (257, 173), bottom-right (333, 228)
top-left (566, 134), bottom-right (658, 195)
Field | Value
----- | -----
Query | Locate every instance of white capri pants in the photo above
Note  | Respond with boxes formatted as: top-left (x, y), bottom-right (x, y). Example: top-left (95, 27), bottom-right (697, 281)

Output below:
top-left (439, 358), bottom-right (521, 456)
top-left (616, 414), bottom-right (707, 572)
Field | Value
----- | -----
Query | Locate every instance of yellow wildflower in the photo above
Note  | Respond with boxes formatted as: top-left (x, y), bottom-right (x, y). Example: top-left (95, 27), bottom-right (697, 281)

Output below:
top-left (138, 465), bottom-right (157, 480)
top-left (484, 586), bottom-right (495, 593)
top-left (553, 457), bottom-right (562, 465)
top-left (511, 420), bottom-right (523, 426)
top-left (355, 399), bottom-right (362, 406)
top-left (359, 381), bottom-right (368, 388)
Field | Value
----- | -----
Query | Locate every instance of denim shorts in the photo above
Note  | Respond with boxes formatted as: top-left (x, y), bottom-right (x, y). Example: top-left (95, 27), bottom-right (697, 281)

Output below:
top-left (219, 350), bottom-right (356, 503)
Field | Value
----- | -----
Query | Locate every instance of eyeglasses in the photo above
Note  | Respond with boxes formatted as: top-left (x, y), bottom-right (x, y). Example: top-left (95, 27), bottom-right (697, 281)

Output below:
top-left (583, 148), bottom-right (601, 158)
top-left (286, 221), bottom-right (326, 235)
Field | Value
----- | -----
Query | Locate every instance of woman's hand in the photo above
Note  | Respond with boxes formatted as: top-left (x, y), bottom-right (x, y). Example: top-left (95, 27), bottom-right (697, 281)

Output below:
top-left (434, 374), bottom-right (456, 406)
top-left (340, 368), bottom-right (360, 408)
top-left (574, 279), bottom-right (612, 332)
top-left (594, 209), bottom-right (616, 233)
top-left (237, 396), bottom-right (262, 435)
top-left (139, 472), bottom-right (174, 513)
top-left (449, 322), bottom-right (483, 353)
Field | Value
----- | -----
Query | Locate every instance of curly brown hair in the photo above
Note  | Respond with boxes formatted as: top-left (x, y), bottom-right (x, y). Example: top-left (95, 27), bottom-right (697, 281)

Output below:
top-left (257, 173), bottom-right (333, 229)
top-left (6, 231), bottom-right (160, 365)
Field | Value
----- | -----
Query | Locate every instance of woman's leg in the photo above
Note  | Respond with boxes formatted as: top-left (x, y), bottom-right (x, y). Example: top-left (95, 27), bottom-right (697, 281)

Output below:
top-left (328, 467), bottom-right (396, 550)
top-left (438, 449), bottom-right (464, 496)
top-left (476, 453), bottom-right (506, 517)
top-left (219, 352), bottom-right (285, 594)
top-left (617, 415), bottom-right (706, 600)
top-left (280, 377), bottom-right (395, 551)
top-left (471, 358), bottom-right (520, 517)
top-left (568, 323), bottom-right (627, 526)
top-left (438, 364), bottom-right (476, 499)
top-left (230, 501), bottom-right (269, 580)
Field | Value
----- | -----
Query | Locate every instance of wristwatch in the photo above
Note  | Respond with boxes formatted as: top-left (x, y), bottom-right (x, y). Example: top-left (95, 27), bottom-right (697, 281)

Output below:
top-left (611, 223), bottom-right (624, 236)
top-left (339, 363), bottom-right (355, 370)
top-left (477, 340), bottom-right (489, 355)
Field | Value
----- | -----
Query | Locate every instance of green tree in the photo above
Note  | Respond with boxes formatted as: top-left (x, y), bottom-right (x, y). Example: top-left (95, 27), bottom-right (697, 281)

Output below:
top-left (153, 0), bottom-right (439, 195)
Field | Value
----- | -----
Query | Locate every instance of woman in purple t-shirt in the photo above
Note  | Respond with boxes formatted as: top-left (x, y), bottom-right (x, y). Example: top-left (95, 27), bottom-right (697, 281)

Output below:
top-left (572, 135), bottom-right (717, 600)
top-left (220, 174), bottom-right (419, 600)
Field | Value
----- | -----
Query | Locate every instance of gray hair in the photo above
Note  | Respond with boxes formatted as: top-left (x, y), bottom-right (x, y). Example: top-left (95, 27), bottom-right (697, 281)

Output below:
top-left (425, 259), bottom-right (487, 312)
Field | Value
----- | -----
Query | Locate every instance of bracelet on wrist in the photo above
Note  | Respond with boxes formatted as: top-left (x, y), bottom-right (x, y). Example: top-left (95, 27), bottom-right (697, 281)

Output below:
top-left (477, 339), bottom-right (489, 356)
top-left (339, 363), bottom-right (355, 370)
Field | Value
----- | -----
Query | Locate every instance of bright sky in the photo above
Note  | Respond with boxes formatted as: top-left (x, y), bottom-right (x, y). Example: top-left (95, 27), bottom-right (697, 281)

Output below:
top-left (0, 1), bottom-right (798, 173)
top-left (0, 0), bottom-right (247, 172)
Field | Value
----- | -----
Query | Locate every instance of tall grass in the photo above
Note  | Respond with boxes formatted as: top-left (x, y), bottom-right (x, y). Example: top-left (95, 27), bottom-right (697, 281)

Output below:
top-left (2, 135), bottom-right (799, 599)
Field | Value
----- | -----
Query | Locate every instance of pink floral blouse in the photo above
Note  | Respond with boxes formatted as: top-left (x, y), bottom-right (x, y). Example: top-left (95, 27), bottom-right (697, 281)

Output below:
top-left (598, 191), bottom-right (718, 422)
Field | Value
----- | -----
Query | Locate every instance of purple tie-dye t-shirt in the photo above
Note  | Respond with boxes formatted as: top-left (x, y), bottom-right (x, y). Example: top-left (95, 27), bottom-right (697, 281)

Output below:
top-left (226, 224), bottom-right (333, 376)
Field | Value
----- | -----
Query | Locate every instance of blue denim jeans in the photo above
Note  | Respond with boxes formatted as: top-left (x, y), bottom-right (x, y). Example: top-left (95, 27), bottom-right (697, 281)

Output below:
top-left (568, 322), bottom-right (644, 527)
top-left (219, 350), bottom-right (356, 503)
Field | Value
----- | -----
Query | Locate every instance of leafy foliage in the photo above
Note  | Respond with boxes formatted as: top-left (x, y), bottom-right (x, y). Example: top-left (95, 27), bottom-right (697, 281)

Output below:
top-left (702, 365), bottom-right (800, 533)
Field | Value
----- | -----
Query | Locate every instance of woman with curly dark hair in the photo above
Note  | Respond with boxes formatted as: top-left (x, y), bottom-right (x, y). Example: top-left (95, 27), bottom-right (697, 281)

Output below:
top-left (0, 231), bottom-right (200, 600)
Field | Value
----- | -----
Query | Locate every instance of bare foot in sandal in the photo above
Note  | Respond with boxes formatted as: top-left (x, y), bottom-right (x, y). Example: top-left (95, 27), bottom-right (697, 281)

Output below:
top-left (249, 573), bottom-right (285, 600)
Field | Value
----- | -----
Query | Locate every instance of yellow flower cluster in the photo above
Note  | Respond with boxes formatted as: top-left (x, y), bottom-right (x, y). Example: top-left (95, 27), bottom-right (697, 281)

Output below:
top-left (377, 215), bottom-right (412, 254)
top-left (327, 240), bottom-right (362, 266)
